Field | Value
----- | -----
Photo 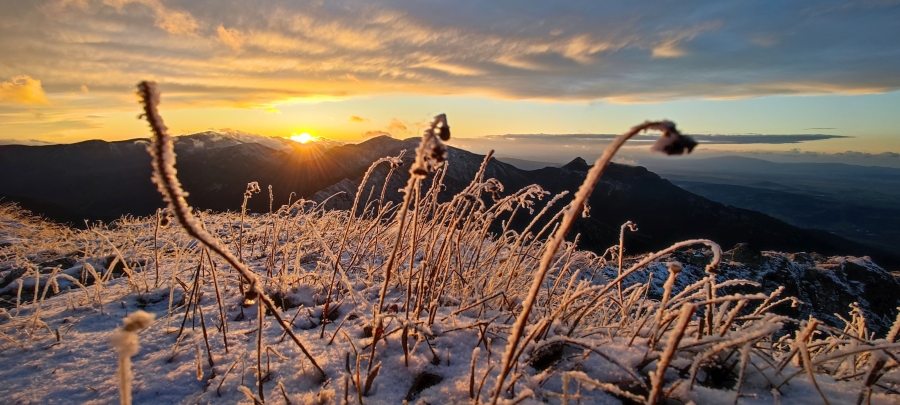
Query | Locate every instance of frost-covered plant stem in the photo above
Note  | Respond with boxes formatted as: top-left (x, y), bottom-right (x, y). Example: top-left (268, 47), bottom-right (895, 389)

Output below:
top-left (566, 238), bottom-right (720, 335)
top-left (857, 310), bottom-right (900, 404)
top-left (154, 209), bottom-right (161, 288)
top-left (137, 81), bottom-right (324, 377)
top-left (112, 310), bottom-right (155, 405)
top-left (648, 304), bottom-right (694, 405)
top-left (491, 121), bottom-right (695, 403)
top-left (377, 114), bottom-right (448, 316)
top-left (617, 221), bottom-right (637, 324)
top-left (323, 154), bottom-right (402, 338)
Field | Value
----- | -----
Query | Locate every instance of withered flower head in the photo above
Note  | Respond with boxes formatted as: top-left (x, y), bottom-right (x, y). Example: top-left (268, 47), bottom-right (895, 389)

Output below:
top-left (648, 121), bottom-right (697, 155)
top-left (411, 113), bottom-right (451, 178)
top-left (244, 181), bottom-right (261, 198)
top-left (666, 261), bottom-right (683, 273)
top-left (434, 113), bottom-right (450, 141)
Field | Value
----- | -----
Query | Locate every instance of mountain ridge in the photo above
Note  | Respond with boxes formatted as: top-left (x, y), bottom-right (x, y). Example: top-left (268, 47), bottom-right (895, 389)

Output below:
top-left (3, 134), bottom-right (898, 269)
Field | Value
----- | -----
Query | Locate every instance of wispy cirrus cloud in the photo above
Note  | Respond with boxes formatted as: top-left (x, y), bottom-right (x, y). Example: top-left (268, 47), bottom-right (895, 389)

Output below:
top-left (363, 130), bottom-right (391, 138)
top-left (0, 138), bottom-right (55, 146)
top-left (8, 0), bottom-right (896, 106)
top-left (457, 133), bottom-right (858, 165)
top-left (483, 133), bottom-right (849, 145)
top-left (1, 0), bottom-right (899, 142)
top-left (102, 0), bottom-right (198, 35)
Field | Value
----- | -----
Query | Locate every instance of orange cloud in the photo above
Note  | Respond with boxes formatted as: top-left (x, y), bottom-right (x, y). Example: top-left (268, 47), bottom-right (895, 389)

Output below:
top-left (363, 130), bottom-right (391, 138)
top-left (217, 25), bottom-right (245, 51)
top-left (387, 118), bottom-right (408, 133)
top-left (349, 115), bottom-right (369, 123)
top-left (0, 75), bottom-right (50, 105)
top-left (381, 118), bottom-right (428, 137)
top-left (103, 0), bottom-right (197, 35)
top-left (652, 41), bottom-right (686, 58)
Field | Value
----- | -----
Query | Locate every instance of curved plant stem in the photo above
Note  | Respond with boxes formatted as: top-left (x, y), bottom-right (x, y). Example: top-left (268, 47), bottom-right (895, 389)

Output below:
top-left (490, 121), bottom-right (696, 404)
top-left (137, 81), bottom-right (325, 378)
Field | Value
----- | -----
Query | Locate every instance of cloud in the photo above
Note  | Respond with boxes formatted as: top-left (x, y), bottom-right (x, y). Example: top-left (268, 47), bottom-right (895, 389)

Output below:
top-left (387, 119), bottom-right (408, 133)
top-left (217, 25), bottom-right (245, 51)
top-left (483, 133), bottom-right (849, 145)
top-left (16, 1), bottom-right (895, 105)
top-left (363, 130), bottom-right (391, 138)
top-left (52, 0), bottom-right (89, 10)
top-left (3, 0), bottom-right (900, 140)
top-left (652, 41), bottom-right (686, 58)
top-left (102, 0), bottom-right (197, 35)
top-left (719, 149), bottom-right (900, 168)
top-left (359, 118), bottom-right (425, 139)
top-left (690, 134), bottom-right (850, 144)
top-left (0, 75), bottom-right (50, 105)
top-left (412, 62), bottom-right (486, 76)
top-left (0, 138), bottom-right (55, 146)
top-left (835, 150), bottom-right (900, 159)
top-left (384, 118), bottom-right (419, 137)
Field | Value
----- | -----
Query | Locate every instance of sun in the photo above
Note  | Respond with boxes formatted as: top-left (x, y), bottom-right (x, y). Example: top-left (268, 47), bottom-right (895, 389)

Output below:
top-left (290, 132), bottom-right (314, 144)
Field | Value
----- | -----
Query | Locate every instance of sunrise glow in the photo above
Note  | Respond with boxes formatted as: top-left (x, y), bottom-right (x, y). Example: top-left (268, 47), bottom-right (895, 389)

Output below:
top-left (0, 1), bottom-right (897, 160)
top-left (2, 3), bottom-right (900, 403)
top-left (290, 132), bottom-right (314, 144)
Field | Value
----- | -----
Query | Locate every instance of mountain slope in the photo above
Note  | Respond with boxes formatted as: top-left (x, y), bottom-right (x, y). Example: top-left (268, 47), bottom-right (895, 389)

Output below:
top-left (3, 135), bottom-right (897, 268)
top-left (310, 140), bottom-right (900, 269)
top-left (0, 132), bottom-right (345, 221)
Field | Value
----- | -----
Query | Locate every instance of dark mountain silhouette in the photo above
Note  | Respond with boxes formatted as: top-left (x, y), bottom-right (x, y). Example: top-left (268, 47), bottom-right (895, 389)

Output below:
top-left (0, 132), bottom-right (341, 222)
top-left (636, 155), bottom-right (900, 260)
top-left (2, 134), bottom-right (898, 269)
top-left (311, 138), bottom-right (900, 269)
top-left (672, 181), bottom-right (900, 254)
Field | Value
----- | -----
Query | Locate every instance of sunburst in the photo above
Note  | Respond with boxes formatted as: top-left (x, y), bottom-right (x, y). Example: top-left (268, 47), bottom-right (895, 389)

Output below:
top-left (290, 132), bottom-right (314, 144)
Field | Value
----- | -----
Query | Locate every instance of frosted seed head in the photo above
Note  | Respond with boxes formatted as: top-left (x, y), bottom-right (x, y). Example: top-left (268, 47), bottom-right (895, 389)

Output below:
top-left (647, 121), bottom-right (697, 155)
top-left (245, 181), bottom-right (261, 197)
top-left (666, 261), bottom-right (683, 274)
top-left (434, 114), bottom-right (450, 141)
top-left (121, 310), bottom-right (155, 333)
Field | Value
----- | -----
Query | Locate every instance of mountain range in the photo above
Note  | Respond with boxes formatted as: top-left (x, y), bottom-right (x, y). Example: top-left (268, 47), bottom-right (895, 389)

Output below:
top-left (635, 156), bottom-right (900, 256)
top-left (2, 132), bottom-right (898, 269)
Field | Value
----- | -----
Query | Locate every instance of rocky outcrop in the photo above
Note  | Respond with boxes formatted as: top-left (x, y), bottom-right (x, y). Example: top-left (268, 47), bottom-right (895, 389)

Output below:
top-left (611, 244), bottom-right (900, 336)
top-left (309, 178), bottom-right (360, 211)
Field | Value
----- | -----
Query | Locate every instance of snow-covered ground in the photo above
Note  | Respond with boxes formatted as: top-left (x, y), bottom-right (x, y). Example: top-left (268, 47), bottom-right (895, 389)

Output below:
top-left (1, 186), bottom-right (898, 404)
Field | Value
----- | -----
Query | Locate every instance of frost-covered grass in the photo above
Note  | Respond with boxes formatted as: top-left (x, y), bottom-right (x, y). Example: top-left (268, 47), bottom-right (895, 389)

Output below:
top-left (1, 87), bottom-right (899, 404)
top-left (2, 170), bottom-right (899, 404)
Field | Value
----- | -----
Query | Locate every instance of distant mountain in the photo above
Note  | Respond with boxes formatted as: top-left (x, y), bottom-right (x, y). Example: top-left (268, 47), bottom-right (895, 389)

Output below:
top-left (3, 136), bottom-right (898, 269)
top-left (673, 181), bottom-right (900, 254)
top-left (635, 155), bottom-right (900, 259)
top-left (494, 156), bottom-right (561, 170)
top-left (310, 139), bottom-right (900, 269)
top-left (641, 155), bottom-right (900, 204)
top-left (0, 131), bottom-right (344, 222)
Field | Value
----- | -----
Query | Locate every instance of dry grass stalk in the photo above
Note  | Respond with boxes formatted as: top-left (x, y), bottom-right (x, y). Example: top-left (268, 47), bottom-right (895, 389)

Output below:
top-left (137, 81), bottom-right (324, 377)
top-left (111, 310), bottom-right (155, 405)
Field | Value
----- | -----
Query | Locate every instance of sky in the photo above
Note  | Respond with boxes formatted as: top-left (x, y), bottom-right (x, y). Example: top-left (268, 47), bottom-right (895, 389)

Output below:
top-left (1, 0), bottom-right (899, 163)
